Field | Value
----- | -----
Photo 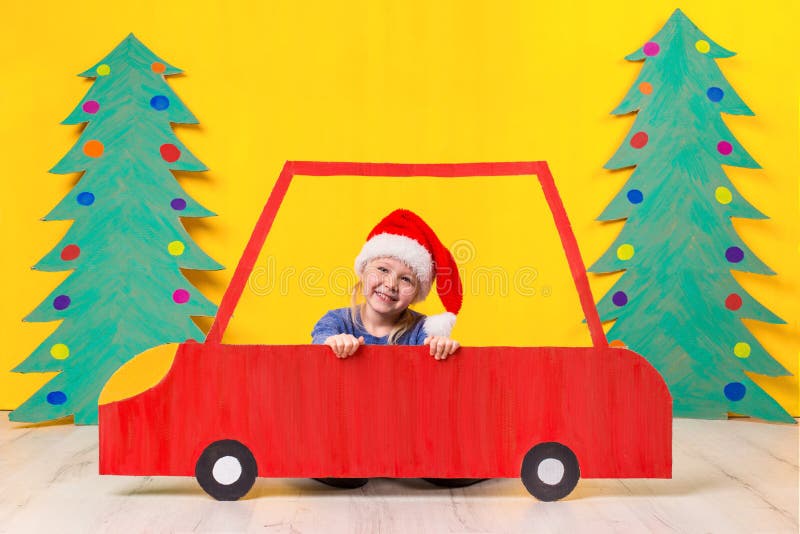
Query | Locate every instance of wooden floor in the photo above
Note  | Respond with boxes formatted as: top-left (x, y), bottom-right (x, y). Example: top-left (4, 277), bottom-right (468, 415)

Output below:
top-left (0, 413), bottom-right (796, 533)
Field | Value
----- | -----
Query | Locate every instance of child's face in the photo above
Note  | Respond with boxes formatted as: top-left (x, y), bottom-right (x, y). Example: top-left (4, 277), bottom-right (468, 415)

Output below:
top-left (362, 257), bottom-right (419, 316)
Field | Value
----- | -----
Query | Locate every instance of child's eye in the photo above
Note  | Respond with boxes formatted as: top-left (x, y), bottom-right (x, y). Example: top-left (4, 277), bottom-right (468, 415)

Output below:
top-left (401, 276), bottom-right (413, 284)
top-left (377, 266), bottom-right (389, 273)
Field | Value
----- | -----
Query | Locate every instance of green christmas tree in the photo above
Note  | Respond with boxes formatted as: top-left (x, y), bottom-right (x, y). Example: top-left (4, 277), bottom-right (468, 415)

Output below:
top-left (590, 10), bottom-right (794, 423)
top-left (10, 34), bottom-right (222, 425)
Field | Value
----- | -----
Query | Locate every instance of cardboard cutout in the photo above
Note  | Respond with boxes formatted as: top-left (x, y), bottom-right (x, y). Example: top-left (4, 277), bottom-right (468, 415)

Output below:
top-left (99, 161), bottom-right (672, 501)
top-left (11, 34), bottom-right (221, 425)
top-left (590, 9), bottom-right (794, 423)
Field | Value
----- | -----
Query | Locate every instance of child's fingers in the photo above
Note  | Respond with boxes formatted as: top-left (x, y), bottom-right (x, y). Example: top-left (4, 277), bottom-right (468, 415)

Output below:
top-left (325, 337), bottom-right (341, 357)
top-left (327, 335), bottom-right (349, 358)
top-left (340, 340), bottom-right (351, 358)
top-left (334, 338), bottom-right (346, 358)
top-left (326, 334), bottom-right (361, 358)
top-left (431, 339), bottom-right (459, 360)
top-left (335, 335), bottom-right (360, 357)
top-left (430, 338), bottom-right (445, 360)
top-left (423, 336), bottom-right (432, 345)
top-left (436, 340), bottom-right (447, 359)
top-left (441, 340), bottom-right (458, 359)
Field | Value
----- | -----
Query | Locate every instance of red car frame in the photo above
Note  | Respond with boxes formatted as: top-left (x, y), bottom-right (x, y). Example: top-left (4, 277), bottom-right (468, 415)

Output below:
top-left (99, 161), bottom-right (672, 501)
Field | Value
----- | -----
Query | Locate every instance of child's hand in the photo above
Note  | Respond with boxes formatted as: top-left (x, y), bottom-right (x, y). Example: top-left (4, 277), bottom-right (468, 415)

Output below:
top-left (324, 334), bottom-right (365, 358)
top-left (423, 336), bottom-right (460, 360)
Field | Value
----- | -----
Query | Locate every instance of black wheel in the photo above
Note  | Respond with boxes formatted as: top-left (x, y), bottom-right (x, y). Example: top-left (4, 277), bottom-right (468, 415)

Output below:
top-left (195, 440), bottom-right (258, 501)
top-left (520, 442), bottom-right (580, 501)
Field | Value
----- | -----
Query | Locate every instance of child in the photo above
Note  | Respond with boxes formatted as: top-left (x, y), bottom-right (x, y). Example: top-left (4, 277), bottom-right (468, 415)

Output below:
top-left (311, 209), bottom-right (483, 489)
top-left (312, 208), bottom-right (462, 359)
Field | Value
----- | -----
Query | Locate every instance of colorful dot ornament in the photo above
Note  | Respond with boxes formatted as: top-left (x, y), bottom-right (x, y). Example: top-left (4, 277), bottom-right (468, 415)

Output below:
top-left (53, 295), bottom-right (71, 311)
top-left (695, 40), bottom-right (711, 54)
top-left (50, 344), bottom-right (70, 360)
top-left (725, 293), bottom-right (742, 311)
top-left (734, 342), bottom-right (751, 359)
top-left (151, 62), bottom-right (166, 74)
top-left (47, 391), bottom-right (67, 405)
top-left (715, 186), bottom-right (732, 204)
top-left (717, 141), bottom-right (733, 156)
top-left (83, 140), bottom-right (104, 158)
top-left (726, 246), bottom-right (744, 263)
top-left (612, 291), bottom-right (628, 306)
top-left (707, 87), bottom-right (724, 102)
top-left (168, 241), bottom-right (185, 256)
top-left (77, 192), bottom-right (95, 206)
top-left (643, 42), bottom-right (660, 56)
top-left (617, 244), bottom-right (635, 261)
top-left (150, 95), bottom-right (170, 111)
top-left (638, 82), bottom-right (653, 95)
top-left (171, 198), bottom-right (187, 211)
top-left (173, 289), bottom-right (190, 304)
top-left (630, 132), bottom-right (649, 149)
top-left (82, 100), bottom-right (100, 114)
top-left (627, 189), bottom-right (644, 204)
top-left (160, 143), bottom-right (181, 163)
top-left (724, 382), bottom-right (746, 401)
top-left (97, 64), bottom-right (111, 76)
top-left (61, 244), bottom-right (81, 261)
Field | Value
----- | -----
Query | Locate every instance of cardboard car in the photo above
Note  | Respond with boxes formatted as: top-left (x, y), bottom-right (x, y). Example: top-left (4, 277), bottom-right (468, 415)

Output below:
top-left (99, 161), bottom-right (672, 501)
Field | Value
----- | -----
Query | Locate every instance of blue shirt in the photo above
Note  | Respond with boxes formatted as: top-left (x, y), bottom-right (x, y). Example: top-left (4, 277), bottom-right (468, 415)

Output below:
top-left (311, 308), bottom-right (428, 345)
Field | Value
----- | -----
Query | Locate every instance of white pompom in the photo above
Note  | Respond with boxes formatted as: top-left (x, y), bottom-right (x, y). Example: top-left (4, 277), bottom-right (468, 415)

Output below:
top-left (423, 312), bottom-right (457, 338)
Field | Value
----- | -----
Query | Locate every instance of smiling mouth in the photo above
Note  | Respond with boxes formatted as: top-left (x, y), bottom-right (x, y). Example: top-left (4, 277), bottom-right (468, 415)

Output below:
top-left (374, 291), bottom-right (398, 302)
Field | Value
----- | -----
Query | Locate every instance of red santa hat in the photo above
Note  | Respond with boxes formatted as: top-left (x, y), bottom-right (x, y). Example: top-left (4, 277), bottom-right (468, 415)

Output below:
top-left (354, 209), bottom-right (463, 338)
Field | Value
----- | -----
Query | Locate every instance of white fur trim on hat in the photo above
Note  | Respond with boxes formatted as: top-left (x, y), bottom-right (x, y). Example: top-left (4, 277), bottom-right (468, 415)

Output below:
top-left (422, 312), bottom-right (457, 338)
top-left (422, 312), bottom-right (456, 337)
top-left (355, 233), bottom-right (434, 297)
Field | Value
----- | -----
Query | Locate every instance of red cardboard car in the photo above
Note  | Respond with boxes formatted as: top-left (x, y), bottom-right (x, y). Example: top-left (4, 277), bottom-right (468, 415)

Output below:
top-left (99, 161), bottom-right (672, 501)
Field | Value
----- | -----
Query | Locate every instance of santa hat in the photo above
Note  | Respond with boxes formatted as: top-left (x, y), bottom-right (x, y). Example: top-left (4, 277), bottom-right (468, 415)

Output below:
top-left (354, 209), bottom-right (463, 338)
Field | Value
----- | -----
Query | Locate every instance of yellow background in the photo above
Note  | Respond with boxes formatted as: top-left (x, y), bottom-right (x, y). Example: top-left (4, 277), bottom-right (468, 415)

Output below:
top-left (1, 0), bottom-right (797, 414)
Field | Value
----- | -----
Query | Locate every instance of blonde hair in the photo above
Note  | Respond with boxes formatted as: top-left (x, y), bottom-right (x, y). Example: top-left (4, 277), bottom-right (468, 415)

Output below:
top-left (350, 279), bottom-right (420, 345)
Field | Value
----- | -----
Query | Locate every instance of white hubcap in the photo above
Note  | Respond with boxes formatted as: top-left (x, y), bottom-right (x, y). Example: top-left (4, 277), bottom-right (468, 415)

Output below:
top-left (537, 458), bottom-right (565, 485)
top-left (212, 456), bottom-right (243, 485)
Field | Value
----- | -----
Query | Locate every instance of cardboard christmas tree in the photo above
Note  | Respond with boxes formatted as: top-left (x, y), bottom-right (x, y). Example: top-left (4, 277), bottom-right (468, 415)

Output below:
top-left (11, 34), bottom-right (222, 425)
top-left (591, 10), bottom-right (793, 423)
